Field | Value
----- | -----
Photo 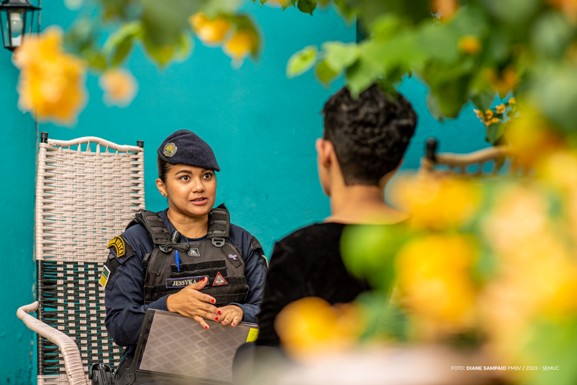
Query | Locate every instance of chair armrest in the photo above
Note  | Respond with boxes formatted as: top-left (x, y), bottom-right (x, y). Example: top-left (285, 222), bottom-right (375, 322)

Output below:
top-left (17, 301), bottom-right (89, 385)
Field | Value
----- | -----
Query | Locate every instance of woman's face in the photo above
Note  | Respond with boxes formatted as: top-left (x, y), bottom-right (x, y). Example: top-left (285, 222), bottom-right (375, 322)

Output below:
top-left (157, 164), bottom-right (217, 220)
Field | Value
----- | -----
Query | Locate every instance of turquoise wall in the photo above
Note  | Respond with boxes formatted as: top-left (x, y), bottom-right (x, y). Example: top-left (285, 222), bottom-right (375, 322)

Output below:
top-left (0, 2), bottom-right (488, 384)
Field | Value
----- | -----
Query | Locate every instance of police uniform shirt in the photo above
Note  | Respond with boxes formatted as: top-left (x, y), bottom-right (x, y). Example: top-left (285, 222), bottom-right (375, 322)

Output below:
top-left (104, 209), bottom-right (267, 357)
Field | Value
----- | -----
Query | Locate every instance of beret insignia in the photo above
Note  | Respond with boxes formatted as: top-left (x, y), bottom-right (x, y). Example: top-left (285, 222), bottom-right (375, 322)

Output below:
top-left (107, 236), bottom-right (126, 257)
top-left (163, 142), bottom-right (177, 157)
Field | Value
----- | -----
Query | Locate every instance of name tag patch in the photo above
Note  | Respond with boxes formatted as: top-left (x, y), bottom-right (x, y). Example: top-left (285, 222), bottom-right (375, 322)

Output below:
top-left (165, 275), bottom-right (208, 289)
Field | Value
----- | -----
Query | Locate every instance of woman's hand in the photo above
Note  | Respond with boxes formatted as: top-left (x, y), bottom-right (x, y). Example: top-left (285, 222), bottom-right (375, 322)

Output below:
top-left (215, 304), bottom-right (243, 326)
top-left (166, 277), bottom-right (219, 329)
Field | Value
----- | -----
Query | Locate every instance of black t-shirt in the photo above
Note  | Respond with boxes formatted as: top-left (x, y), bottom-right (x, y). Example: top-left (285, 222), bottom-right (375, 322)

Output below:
top-left (256, 222), bottom-right (372, 346)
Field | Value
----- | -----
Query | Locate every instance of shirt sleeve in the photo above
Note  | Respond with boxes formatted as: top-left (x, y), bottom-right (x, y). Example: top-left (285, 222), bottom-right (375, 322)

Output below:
top-left (255, 239), bottom-right (307, 346)
top-left (104, 230), bottom-right (167, 348)
top-left (231, 235), bottom-right (268, 324)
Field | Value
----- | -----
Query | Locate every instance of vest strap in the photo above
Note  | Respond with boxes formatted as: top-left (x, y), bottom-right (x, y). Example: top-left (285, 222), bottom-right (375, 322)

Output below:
top-left (208, 204), bottom-right (230, 240)
top-left (133, 210), bottom-right (172, 246)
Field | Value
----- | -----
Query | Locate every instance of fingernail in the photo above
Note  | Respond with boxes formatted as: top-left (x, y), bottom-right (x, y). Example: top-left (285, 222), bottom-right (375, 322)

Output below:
top-left (204, 325), bottom-right (209, 330)
top-left (215, 316), bottom-right (219, 321)
top-left (217, 310), bottom-right (222, 315)
top-left (211, 299), bottom-right (216, 304)
top-left (231, 322), bottom-right (237, 326)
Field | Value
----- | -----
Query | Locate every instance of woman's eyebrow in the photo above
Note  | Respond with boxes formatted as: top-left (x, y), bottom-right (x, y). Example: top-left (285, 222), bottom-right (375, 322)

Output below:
top-left (174, 170), bottom-right (193, 176)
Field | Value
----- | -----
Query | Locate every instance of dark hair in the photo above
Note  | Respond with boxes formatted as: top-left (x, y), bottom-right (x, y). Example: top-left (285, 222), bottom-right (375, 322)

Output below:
top-left (322, 84), bottom-right (417, 185)
top-left (158, 158), bottom-right (172, 183)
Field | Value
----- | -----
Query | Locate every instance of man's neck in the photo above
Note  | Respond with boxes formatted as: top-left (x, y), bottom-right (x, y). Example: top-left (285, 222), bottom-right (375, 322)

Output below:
top-left (327, 184), bottom-right (407, 225)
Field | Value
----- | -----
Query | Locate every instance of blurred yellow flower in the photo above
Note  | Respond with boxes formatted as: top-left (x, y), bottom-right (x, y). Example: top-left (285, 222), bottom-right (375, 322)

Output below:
top-left (13, 27), bottom-right (86, 125)
top-left (99, 68), bottom-right (137, 107)
top-left (458, 35), bottom-right (481, 55)
top-left (275, 297), bottom-right (365, 360)
top-left (431, 0), bottom-right (458, 20)
top-left (481, 185), bottom-right (549, 258)
top-left (390, 174), bottom-right (482, 230)
top-left (190, 13), bottom-right (231, 45)
top-left (396, 234), bottom-right (478, 339)
top-left (548, 0), bottom-right (577, 20)
top-left (495, 104), bottom-right (506, 114)
top-left (505, 106), bottom-right (562, 169)
top-left (224, 30), bottom-right (255, 65)
top-left (535, 150), bottom-right (577, 194)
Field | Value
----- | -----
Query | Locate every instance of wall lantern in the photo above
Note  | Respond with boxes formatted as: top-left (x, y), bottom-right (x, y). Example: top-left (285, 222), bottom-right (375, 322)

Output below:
top-left (0, 0), bottom-right (41, 51)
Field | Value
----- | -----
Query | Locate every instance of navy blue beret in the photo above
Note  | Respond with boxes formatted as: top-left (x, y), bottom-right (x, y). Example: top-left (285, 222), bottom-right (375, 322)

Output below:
top-left (157, 129), bottom-right (220, 172)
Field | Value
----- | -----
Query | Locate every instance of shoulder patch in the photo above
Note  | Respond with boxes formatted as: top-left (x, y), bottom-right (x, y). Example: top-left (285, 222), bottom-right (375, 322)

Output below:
top-left (108, 236), bottom-right (127, 257)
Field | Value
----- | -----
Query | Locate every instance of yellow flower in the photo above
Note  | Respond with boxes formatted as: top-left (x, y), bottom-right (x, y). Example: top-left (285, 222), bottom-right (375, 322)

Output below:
top-left (458, 35), bottom-right (481, 55)
top-left (99, 68), bottom-right (137, 107)
top-left (13, 27), bottom-right (86, 125)
top-left (505, 106), bottom-right (562, 168)
top-left (508, 97), bottom-right (516, 105)
top-left (396, 234), bottom-right (478, 339)
top-left (431, 0), bottom-right (458, 20)
top-left (390, 174), bottom-right (482, 230)
top-left (223, 30), bottom-right (255, 64)
top-left (190, 12), bottom-right (231, 45)
top-left (495, 104), bottom-right (506, 114)
top-left (275, 297), bottom-right (365, 360)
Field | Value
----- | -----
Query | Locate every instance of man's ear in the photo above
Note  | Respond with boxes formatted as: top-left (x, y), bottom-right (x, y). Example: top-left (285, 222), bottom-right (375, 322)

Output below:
top-left (156, 178), bottom-right (167, 198)
top-left (316, 138), bottom-right (333, 168)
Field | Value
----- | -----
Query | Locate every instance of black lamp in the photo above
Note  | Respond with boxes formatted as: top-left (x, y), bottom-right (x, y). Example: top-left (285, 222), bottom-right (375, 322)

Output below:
top-left (0, 0), bottom-right (40, 51)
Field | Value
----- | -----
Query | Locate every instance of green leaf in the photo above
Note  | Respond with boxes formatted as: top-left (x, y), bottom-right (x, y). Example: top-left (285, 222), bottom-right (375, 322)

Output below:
top-left (141, 32), bottom-right (179, 67)
top-left (141, 0), bottom-right (207, 46)
top-left (345, 58), bottom-right (381, 97)
top-left (173, 33), bottom-right (194, 62)
top-left (287, 46), bottom-right (318, 77)
top-left (297, 0), bottom-right (317, 15)
top-left (201, 0), bottom-right (243, 17)
top-left (333, 0), bottom-right (357, 22)
top-left (486, 121), bottom-right (506, 145)
top-left (104, 22), bottom-right (142, 67)
top-left (323, 42), bottom-right (360, 73)
top-left (315, 59), bottom-right (339, 86)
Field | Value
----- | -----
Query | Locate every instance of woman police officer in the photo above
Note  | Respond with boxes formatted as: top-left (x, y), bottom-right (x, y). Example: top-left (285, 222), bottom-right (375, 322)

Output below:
top-left (102, 129), bottom-right (268, 384)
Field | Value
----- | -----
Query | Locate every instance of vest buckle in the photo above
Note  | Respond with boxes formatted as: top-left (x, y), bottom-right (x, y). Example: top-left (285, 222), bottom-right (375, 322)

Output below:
top-left (211, 237), bottom-right (225, 248)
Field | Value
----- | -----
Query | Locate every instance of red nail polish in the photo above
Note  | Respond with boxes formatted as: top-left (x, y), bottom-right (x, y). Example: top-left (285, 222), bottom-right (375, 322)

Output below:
top-left (204, 325), bottom-right (209, 330)
top-left (215, 316), bottom-right (220, 321)
top-left (217, 310), bottom-right (222, 315)
top-left (211, 299), bottom-right (216, 304)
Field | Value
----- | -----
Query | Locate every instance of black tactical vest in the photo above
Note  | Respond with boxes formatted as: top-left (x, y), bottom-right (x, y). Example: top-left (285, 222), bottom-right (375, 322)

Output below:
top-left (130, 205), bottom-right (249, 305)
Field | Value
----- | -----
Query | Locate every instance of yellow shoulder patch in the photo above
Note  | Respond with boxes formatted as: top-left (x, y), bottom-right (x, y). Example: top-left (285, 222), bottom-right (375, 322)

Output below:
top-left (108, 236), bottom-right (126, 257)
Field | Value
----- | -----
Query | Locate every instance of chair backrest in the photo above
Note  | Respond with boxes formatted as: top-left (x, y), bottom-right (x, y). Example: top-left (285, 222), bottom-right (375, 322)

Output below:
top-left (419, 138), bottom-right (518, 177)
top-left (34, 132), bottom-right (145, 384)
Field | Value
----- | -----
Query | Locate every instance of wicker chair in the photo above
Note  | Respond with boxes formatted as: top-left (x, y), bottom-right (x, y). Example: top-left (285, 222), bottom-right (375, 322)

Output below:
top-left (16, 133), bottom-right (145, 385)
top-left (420, 138), bottom-right (516, 177)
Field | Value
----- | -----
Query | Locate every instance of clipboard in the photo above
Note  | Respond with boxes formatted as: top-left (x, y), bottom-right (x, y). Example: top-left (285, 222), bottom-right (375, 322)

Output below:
top-left (133, 309), bottom-right (259, 384)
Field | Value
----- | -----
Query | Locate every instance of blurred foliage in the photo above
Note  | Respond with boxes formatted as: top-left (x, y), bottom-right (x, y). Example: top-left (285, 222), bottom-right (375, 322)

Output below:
top-left (282, 0), bottom-right (577, 144)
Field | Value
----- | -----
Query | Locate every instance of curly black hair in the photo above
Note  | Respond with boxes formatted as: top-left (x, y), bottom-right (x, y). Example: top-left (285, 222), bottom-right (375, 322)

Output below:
top-left (322, 84), bottom-right (417, 185)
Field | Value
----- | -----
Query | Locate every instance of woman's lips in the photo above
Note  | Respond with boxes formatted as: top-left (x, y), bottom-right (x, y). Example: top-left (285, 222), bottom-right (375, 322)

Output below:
top-left (190, 197), bottom-right (208, 205)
